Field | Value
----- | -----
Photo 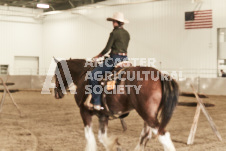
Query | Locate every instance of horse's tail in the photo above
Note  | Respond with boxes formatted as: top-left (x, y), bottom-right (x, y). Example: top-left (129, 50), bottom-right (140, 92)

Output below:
top-left (158, 75), bottom-right (179, 134)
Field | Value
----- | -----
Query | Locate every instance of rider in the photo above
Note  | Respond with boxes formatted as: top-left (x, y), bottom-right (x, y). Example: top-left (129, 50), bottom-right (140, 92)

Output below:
top-left (86, 12), bottom-right (130, 110)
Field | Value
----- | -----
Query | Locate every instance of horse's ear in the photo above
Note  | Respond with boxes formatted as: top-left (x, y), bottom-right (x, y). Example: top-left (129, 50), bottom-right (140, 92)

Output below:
top-left (70, 58), bottom-right (72, 60)
top-left (53, 56), bottom-right (59, 63)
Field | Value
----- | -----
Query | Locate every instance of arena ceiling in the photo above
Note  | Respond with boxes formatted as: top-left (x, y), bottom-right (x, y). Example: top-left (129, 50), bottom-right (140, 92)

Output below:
top-left (0, 0), bottom-right (163, 13)
top-left (0, 0), bottom-right (105, 12)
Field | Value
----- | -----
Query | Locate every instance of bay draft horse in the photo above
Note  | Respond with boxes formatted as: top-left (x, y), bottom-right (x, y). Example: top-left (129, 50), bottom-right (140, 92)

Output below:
top-left (54, 58), bottom-right (179, 151)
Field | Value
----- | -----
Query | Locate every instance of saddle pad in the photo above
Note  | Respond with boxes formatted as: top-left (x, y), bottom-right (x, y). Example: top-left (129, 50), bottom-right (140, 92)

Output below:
top-left (107, 81), bottom-right (116, 90)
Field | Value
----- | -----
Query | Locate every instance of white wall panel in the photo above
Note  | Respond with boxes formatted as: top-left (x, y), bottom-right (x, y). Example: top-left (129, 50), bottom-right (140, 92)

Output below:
top-left (14, 56), bottom-right (39, 75)
top-left (219, 43), bottom-right (226, 59)
top-left (0, 6), bottom-right (43, 75)
top-left (1, 0), bottom-right (226, 77)
top-left (42, 0), bottom-right (225, 77)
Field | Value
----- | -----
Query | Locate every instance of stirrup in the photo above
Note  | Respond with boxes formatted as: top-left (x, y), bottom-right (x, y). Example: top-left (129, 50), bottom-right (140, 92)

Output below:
top-left (93, 105), bottom-right (104, 111)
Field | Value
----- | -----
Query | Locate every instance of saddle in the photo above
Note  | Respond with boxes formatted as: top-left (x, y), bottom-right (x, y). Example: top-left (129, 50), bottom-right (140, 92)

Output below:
top-left (100, 61), bottom-right (132, 120)
top-left (84, 60), bottom-right (133, 131)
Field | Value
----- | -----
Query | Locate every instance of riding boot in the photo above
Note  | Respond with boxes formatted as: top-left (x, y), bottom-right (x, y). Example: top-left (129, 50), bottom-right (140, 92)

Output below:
top-left (93, 105), bottom-right (104, 110)
top-left (84, 94), bottom-right (104, 110)
top-left (84, 94), bottom-right (93, 109)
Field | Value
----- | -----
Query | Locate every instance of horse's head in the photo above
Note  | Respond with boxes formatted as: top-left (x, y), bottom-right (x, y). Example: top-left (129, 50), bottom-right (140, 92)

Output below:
top-left (54, 58), bottom-right (69, 99)
top-left (53, 57), bottom-right (90, 100)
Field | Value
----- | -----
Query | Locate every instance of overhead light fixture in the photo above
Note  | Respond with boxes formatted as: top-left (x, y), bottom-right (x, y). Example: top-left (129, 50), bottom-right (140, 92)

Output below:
top-left (37, 3), bottom-right (49, 9)
top-left (43, 11), bottom-right (62, 15)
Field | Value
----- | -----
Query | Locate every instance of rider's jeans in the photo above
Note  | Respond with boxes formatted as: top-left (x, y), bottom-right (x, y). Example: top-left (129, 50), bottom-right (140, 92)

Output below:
top-left (89, 54), bottom-right (128, 105)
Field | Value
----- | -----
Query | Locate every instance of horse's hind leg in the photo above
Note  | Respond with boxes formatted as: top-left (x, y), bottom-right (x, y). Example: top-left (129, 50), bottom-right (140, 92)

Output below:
top-left (156, 131), bottom-right (176, 151)
top-left (98, 115), bottom-right (121, 151)
top-left (149, 127), bottom-right (175, 151)
top-left (134, 122), bottom-right (152, 151)
top-left (137, 124), bottom-right (175, 151)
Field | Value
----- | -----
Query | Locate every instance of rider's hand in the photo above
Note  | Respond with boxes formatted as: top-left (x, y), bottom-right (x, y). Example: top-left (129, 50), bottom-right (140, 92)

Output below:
top-left (92, 54), bottom-right (102, 61)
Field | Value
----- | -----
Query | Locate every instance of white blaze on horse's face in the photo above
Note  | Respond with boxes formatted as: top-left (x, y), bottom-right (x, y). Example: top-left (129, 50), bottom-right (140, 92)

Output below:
top-left (42, 57), bottom-right (74, 95)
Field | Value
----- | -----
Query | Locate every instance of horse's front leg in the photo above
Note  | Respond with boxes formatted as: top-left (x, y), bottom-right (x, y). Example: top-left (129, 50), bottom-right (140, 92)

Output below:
top-left (80, 108), bottom-right (97, 151)
top-left (98, 115), bottom-right (121, 151)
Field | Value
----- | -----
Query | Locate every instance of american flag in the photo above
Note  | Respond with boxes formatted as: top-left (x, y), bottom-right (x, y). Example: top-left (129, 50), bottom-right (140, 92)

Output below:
top-left (185, 10), bottom-right (212, 29)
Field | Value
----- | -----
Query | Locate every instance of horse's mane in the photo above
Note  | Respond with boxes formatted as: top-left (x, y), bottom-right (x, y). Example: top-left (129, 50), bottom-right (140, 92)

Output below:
top-left (66, 59), bottom-right (95, 83)
top-left (56, 59), bottom-right (89, 70)
top-left (66, 59), bottom-right (93, 67)
top-left (55, 58), bottom-right (90, 79)
top-left (67, 58), bottom-right (86, 63)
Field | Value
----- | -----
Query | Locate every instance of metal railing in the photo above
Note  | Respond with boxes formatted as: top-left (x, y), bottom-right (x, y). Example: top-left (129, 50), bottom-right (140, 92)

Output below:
top-left (161, 68), bottom-right (219, 78)
top-left (3, 68), bottom-right (223, 78)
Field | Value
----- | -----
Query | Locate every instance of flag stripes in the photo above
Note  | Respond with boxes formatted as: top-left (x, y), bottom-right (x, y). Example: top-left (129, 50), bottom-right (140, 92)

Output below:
top-left (185, 10), bottom-right (212, 29)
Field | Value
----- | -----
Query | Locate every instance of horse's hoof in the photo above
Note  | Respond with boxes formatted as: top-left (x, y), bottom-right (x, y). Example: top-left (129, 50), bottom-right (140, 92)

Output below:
top-left (134, 145), bottom-right (143, 151)
top-left (117, 147), bottom-right (122, 151)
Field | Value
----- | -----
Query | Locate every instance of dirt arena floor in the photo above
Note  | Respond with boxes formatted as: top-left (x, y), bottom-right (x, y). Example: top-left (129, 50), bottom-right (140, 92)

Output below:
top-left (0, 91), bottom-right (226, 151)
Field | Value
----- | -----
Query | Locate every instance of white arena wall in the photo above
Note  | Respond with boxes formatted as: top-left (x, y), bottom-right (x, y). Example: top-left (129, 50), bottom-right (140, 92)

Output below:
top-left (1, 0), bottom-right (226, 95)
top-left (1, 75), bottom-right (226, 95)
top-left (1, 0), bottom-right (226, 75)
top-left (42, 0), bottom-right (226, 77)
top-left (0, 6), bottom-right (43, 75)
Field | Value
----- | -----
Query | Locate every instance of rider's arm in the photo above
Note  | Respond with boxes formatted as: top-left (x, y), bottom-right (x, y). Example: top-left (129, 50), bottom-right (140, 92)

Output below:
top-left (99, 32), bottom-right (115, 56)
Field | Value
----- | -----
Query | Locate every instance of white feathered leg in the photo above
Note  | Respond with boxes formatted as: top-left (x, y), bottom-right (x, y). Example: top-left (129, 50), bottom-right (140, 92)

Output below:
top-left (84, 125), bottom-right (97, 151)
top-left (98, 116), bottom-right (121, 151)
top-left (158, 132), bottom-right (176, 151)
top-left (135, 122), bottom-right (152, 151)
top-left (98, 127), bottom-right (108, 148)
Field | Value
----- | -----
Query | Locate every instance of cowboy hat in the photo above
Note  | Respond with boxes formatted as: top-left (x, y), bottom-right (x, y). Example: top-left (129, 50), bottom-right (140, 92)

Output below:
top-left (107, 12), bottom-right (129, 23)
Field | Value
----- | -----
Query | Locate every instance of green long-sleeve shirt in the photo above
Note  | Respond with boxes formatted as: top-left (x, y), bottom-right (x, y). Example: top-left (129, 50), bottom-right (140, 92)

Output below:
top-left (100, 27), bottom-right (130, 56)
